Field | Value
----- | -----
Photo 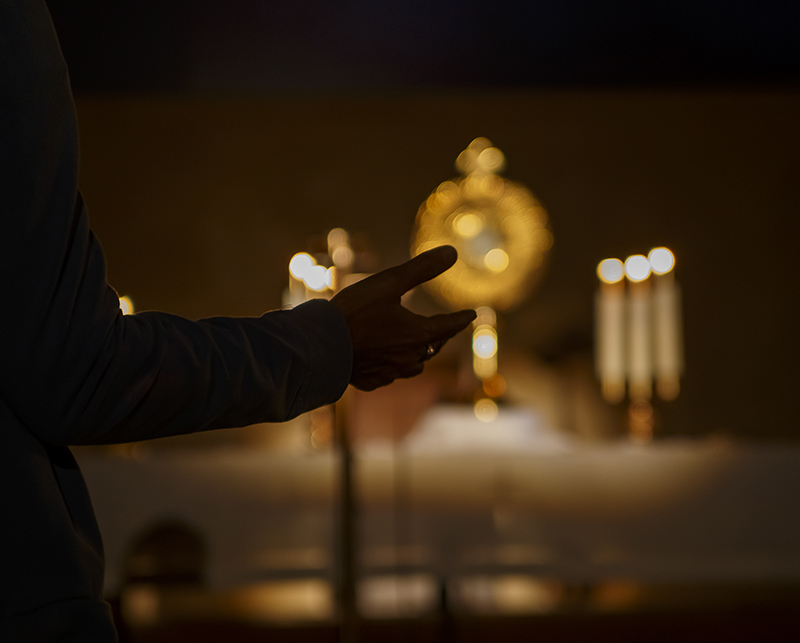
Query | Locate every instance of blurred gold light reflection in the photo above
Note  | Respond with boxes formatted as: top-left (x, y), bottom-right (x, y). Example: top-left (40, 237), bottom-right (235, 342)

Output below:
top-left (455, 137), bottom-right (506, 175)
top-left (331, 245), bottom-right (354, 268)
top-left (121, 580), bottom-right (333, 626)
top-left (484, 248), bottom-right (509, 273)
top-left (412, 138), bottom-right (550, 311)
top-left (475, 306), bottom-right (497, 327)
top-left (472, 306), bottom-right (498, 379)
top-left (327, 227), bottom-right (349, 249)
top-left (453, 212), bottom-right (483, 238)
top-left (482, 373), bottom-right (507, 398)
top-left (474, 398), bottom-right (499, 422)
top-left (473, 330), bottom-right (498, 359)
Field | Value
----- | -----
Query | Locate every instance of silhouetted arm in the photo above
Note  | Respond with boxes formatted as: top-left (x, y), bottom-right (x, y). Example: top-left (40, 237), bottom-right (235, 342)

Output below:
top-left (0, 2), bottom-right (471, 447)
top-left (0, 1), bottom-right (351, 445)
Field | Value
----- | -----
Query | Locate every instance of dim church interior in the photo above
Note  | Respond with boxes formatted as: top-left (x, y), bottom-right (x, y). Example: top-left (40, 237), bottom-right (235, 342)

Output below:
top-left (45, 1), bottom-right (800, 640)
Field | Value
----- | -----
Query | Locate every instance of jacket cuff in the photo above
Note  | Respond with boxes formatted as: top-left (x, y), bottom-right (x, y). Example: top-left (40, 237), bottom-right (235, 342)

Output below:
top-left (286, 298), bottom-right (352, 416)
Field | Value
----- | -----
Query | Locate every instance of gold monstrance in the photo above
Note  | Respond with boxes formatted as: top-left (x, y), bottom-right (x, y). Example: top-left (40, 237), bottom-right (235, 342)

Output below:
top-left (412, 138), bottom-right (552, 411)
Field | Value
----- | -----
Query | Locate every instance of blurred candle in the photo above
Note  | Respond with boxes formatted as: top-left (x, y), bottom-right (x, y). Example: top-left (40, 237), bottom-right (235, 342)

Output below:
top-left (328, 228), bottom-right (353, 295)
top-left (595, 259), bottom-right (626, 403)
top-left (118, 295), bottom-right (134, 315)
top-left (649, 248), bottom-right (682, 400)
top-left (285, 253), bottom-right (314, 308)
top-left (473, 306), bottom-right (498, 381)
top-left (625, 255), bottom-right (652, 400)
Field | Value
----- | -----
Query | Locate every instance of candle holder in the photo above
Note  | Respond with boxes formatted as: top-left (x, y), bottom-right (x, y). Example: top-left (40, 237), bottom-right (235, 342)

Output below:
top-left (595, 248), bottom-right (683, 443)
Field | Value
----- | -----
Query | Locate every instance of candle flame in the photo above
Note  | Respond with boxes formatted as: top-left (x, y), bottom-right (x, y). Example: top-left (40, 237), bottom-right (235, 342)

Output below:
top-left (597, 258), bottom-right (625, 284)
top-left (648, 247), bottom-right (675, 275)
top-left (119, 296), bottom-right (134, 315)
top-left (624, 255), bottom-right (651, 282)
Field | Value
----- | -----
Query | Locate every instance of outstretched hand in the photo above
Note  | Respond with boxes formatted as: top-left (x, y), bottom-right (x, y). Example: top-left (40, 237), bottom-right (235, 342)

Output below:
top-left (331, 246), bottom-right (476, 391)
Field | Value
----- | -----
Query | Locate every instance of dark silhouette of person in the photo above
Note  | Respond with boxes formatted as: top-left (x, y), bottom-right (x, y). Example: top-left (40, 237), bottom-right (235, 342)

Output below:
top-left (0, 2), bottom-right (475, 640)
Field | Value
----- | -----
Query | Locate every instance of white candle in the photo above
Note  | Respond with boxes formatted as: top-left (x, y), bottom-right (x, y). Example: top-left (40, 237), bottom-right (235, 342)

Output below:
top-left (648, 247), bottom-right (682, 400)
top-left (627, 280), bottom-right (652, 400)
top-left (595, 259), bottom-right (626, 403)
top-left (652, 270), bottom-right (682, 400)
top-left (624, 255), bottom-right (652, 401)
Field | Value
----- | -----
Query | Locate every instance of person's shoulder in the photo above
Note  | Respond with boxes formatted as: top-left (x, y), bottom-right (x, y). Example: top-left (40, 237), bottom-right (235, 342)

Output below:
top-left (0, 1), bottom-right (70, 96)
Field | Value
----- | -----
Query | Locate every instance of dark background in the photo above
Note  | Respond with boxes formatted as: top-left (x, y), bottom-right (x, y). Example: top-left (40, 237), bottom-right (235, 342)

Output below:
top-left (46, 0), bottom-right (800, 93)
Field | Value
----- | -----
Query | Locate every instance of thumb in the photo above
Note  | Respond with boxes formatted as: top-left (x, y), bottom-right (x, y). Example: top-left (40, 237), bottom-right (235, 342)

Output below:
top-left (372, 246), bottom-right (458, 298)
top-left (424, 309), bottom-right (478, 342)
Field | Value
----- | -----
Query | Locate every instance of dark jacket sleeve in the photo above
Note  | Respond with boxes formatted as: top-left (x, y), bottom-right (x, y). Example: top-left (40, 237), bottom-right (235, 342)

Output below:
top-left (0, 0), bottom-right (352, 446)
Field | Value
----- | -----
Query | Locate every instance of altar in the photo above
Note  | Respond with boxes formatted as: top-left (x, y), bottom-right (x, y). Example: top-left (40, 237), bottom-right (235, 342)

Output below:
top-left (76, 430), bottom-right (800, 615)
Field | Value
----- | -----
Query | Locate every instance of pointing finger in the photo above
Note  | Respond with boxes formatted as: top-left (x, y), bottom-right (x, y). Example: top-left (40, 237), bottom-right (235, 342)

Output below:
top-left (369, 246), bottom-right (458, 298)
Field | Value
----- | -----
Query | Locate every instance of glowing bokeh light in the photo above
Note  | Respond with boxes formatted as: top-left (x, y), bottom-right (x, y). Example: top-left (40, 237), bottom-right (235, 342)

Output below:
top-left (304, 265), bottom-right (329, 292)
top-left (327, 227), bottom-right (349, 248)
top-left (289, 253), bottom-right (315, 280)
top-left (331, 245), bottom-right (354, 268)
top-left (456, 137), bottom-right (492, 174)
top-left (648, 247), bottom-right (675, 275)
top-left (474, 398), bottom-right (499, 423)
top-left (624, 255), bottom-right (651, 282)
top-left (477, 147), bottom-right (505, 174)
top-left (597, 258), bottom-right (624, 284)
top-left (453, 213), bottom-right (483, 238)
top-left (473, 331), bottom-right (498, 359)
top-left (484, 248), bottom-right (509, 273)
top-left (119, 296), bottom-right (134, 315)
top-left (482, 374), bottom-right (507, 398)
top-left (413, 139), bottom-right (550, 311)
top-left (475, 306), bottom-right (496, 327)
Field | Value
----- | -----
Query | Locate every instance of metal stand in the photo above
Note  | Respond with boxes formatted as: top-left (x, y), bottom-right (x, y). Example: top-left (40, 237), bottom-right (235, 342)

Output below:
top-left (334, 395), bottom-right (358, 643)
